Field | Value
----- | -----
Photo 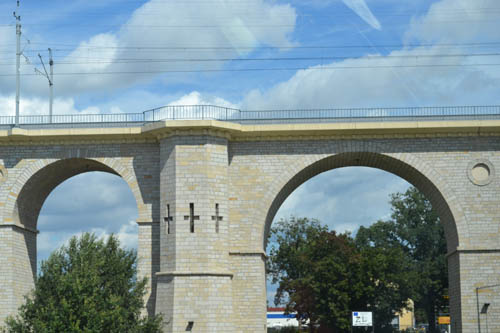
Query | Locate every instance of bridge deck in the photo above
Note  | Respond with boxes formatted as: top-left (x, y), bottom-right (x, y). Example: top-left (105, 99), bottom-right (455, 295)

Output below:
top-left (1, 105), bottom-right (500, 129)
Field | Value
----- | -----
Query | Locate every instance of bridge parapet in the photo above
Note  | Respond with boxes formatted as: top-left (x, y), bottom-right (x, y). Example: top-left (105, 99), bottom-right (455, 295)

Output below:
top-left (1, 105), bottom-right (500, 129)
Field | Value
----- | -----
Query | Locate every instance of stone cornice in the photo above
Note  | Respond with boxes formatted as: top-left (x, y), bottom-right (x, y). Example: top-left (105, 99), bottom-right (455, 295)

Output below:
top-left (229, 251), bottom-right (267, 258)
top-left (136, 220), bottom-right (160, 226)
top-left (0, 137), bottom-right (157, 146)
top-left (0, 119), bottom-right (499, 144)
top-left (446, 248), bottom-right (500, 258)
top-left (156, 270), bottom-right (234, 278)
top-left (155, 129), bottom-right (232, 141)
top-left (0, 223), bottom-right (39, 234)
top-left (0, 126), bottom-right (157, 145)
top-left (229, 120), bottom-right (500, 141)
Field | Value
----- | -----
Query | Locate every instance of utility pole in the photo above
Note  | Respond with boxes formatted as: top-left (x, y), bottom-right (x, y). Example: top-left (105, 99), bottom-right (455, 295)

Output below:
top-left (476, 283), bottom-right (500, 333)
top-left (36, 48), bottom-right (54, 123)
top-left (14, 0), bottom-right (21, 126)
top-left (49, 48), bottom-right (53, 123)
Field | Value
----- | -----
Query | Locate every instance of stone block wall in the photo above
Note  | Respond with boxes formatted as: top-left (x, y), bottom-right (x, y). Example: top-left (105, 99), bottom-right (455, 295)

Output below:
top-left (138, 221), bottom-right (161, 316)
top-left (155, 135), bottom-right (235, 331)
top-left (229, 253), bottom-right (267, 332)
top-left (227, 135), bottom-right (500, 332)
top-left (0, 122), bottom-right (498, 332)
top-left (0, 226), bottom-right (36, 324)
top-left (0, 141), bottom-right (159, 324)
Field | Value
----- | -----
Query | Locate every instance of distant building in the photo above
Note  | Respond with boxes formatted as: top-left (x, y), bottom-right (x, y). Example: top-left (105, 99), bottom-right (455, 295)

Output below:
top-left (393, 299), bottom-right (415, 330)
top-left (267, 307), bottom-right (300, 329)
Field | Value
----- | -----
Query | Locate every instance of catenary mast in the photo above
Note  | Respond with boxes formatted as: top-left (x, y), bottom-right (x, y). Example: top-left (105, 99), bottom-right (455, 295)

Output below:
top-left (14, 0), bottom-right (21, 126)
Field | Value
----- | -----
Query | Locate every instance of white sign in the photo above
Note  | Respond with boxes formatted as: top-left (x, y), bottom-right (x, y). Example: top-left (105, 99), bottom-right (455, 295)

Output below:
top-left (352, 312), bottom-right (373, 327)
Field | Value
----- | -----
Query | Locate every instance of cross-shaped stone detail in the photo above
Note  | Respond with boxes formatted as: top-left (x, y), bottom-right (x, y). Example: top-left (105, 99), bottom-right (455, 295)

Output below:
top-left (164, 204), bottom-right (173, 234)
top-left (184, 203), bottom-right (199, 233)
top-left (211, 203), bottom-right (223, 233)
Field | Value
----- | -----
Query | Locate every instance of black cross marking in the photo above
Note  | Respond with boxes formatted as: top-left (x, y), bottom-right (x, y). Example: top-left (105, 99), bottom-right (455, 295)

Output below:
top-left (184, 203), bottom-right (199, 233)
top-left (211, 203), bottom-right (223, 233)
top-left (164, 204), bottom-right (173, 234)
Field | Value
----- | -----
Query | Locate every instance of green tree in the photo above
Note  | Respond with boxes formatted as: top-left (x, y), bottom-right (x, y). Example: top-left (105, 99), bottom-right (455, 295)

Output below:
top-left (355, 221), bottom-right (415, 331)
top-left (268, 217), bottom-right (411, 332)
top-left (267, 217), bottom-right (328, 331)
top-left (356, 186), bottom-right (448, 333)
top-left (389, 187), bottom-right (448, 332)
top-left (3, 233), bottom-right (162, 333)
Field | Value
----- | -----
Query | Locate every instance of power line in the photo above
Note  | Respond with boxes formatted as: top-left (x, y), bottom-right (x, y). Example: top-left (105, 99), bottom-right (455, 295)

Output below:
top-left (1, 52), bottom-right (499, 66)
top-left (2, 16), bottom-right (500, 29)
top-left (1, 62), bottom-right (500, 77)
top-left (2, 41), bottom-right (500, 52)
top-left (3, 9), bottom-right (500, 20)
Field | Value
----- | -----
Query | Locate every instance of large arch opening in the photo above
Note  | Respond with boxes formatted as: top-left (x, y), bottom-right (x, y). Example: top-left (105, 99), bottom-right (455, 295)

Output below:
top-left (6, 158), bottom-right (148, 315)
top-left (264, 152), bottom-right (459, 252)
top-left (264, 152), bottom-right (460, 331)
top-left (15, 158), bottom-right (121, 232)
top-left (37, 171), bottom-right (138, 265)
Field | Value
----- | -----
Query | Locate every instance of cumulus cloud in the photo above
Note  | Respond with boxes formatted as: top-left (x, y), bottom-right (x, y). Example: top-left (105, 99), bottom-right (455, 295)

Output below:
top-left (37, 172), bottom-right (138, 264)
top-left (0, 95), bottom-right (106, 116)
top-left (242, 0), bottom-right (500, 109)
top-left (273, 167), bottom-right (410, 235)
top-left (0, 0), bottom-right (297, 98)
top-left (405, 0), bottom-right (500, 44)
top-left (38, 221), bottom-right (138, 265)
top-left (168, 91), bottom-right (237, 109)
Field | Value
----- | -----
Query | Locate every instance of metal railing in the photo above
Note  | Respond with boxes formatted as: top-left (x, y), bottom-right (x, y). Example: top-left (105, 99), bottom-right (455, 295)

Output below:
top-left (1, 105), bottom-right (500, 129)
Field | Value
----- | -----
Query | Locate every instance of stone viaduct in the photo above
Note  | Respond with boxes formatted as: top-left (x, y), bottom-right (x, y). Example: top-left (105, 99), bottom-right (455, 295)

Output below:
top-left (0, 107), bottom-right (499, 332)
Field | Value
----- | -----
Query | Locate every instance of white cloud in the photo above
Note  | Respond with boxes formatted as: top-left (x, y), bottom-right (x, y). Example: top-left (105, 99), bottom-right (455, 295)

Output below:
top-left (0, 0), bottom-right (297, 98)
top-left (168, 91), bottom-right (237, 109)
top-left (0, 95), bottom-right (109, 116)
top-left (38, 221), bottom-right (138, 265)
top-left (243, 0), bottom-right (500, 109)
top-left (273, 167), bottom-right (410, 235)
top-left (405, 0), bottom-right (500, 44)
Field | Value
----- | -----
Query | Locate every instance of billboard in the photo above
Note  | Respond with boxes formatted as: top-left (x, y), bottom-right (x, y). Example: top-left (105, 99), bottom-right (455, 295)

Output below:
top-left (352, 312), bottom-right (373, 327)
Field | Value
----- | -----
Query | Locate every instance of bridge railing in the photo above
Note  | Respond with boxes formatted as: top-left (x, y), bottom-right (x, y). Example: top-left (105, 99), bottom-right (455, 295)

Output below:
top-left (143, 105), bottom-right (241, 122)
top-left (236, 105), bottom-right (500, 123)
top-left (1, 105), bottom-right (499, 128)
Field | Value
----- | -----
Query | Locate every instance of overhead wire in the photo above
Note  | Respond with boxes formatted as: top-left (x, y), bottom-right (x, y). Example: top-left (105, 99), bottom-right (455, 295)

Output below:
top-left (2, 41), bottom-right (500, 52)
top-left (2, 16), bottom-right (500, 28)
top-left (0, 52), bottom-right (500, 66)
top-left (0, 2), bottom-right (499, 79)
top-left (1, 63), bottom-right (500, 77)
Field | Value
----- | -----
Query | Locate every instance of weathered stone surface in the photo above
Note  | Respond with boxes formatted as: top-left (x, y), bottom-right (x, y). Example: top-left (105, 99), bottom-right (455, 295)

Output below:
top-left (0, 119), bottom-right (498, 332)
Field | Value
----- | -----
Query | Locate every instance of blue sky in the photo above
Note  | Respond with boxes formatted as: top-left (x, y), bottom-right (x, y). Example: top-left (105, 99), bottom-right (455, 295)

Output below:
top-left (1, 0), bottom-right (499, 113)
top-left (1, 0), bottom-right (499, 304)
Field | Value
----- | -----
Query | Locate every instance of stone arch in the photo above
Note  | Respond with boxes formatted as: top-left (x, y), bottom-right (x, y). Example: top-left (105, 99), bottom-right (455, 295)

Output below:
top-left (6, 157), bottom-right (146, 231)
top-left (262, 151), bottom-right (463, 253)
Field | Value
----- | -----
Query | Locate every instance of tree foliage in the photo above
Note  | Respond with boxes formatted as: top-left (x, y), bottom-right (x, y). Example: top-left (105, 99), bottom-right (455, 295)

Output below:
top-left (267, 217), bottom-right (411, 332)
top-left (386, 186), bottom-right (448, 332)
top-left (355, 221), bottom-right (415, 329)
top-left (3, 233), bottom-right (162, 333)
top-left (268, 187), bottom-right (447, 333)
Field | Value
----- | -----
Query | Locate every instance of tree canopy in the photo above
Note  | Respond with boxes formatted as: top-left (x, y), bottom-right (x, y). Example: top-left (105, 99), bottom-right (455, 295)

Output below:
top-left (267, 217), bottom-right (412, 332)
top-left (267, 187), bottom-right (448, 333)
top-left (3, 233), bottom-right (162, 333)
